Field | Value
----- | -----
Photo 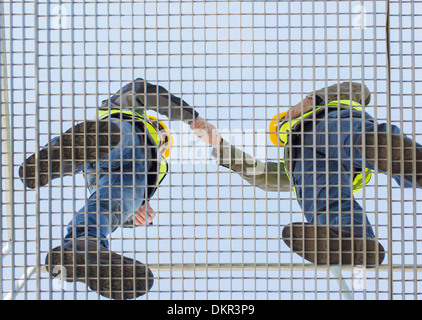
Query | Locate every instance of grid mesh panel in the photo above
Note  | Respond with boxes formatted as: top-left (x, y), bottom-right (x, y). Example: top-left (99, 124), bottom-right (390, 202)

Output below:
top-left (1, 0), bottom-right (422, 300)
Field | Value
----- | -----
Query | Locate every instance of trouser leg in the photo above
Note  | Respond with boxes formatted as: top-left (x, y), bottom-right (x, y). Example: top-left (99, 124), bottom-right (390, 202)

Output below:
top-left (19, 120), bottom-right (121, 189)
top-left (356, 122), bottom-right (422, 188)
top-left (296, 115), bottom-right (422, 235)
top-left (64, 120), bottom-right (147, 248)
top-left (292, 137), bottom-right (375, 238)
top-left (45, 120), bottom-right (153, 299)
top-left (285, 117), bottom-right (387, 265)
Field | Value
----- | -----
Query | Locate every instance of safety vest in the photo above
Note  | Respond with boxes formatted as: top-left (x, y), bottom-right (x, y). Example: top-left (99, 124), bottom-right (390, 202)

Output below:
top-left (97, 109), bottom-right (168, 185)
top-left (278, 100), bottom-right (372, 195)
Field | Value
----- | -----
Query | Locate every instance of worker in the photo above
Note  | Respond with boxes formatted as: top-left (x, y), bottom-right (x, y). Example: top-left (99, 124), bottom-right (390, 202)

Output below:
top-left (19, 78), bottom-right (219, 299)
top-left (210, 82), bottom-right (422, 267)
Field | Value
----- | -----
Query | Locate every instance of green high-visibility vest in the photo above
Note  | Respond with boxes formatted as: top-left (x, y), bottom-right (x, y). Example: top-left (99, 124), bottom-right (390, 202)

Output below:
top-left (98, 109), bottom-right (168, 185)
top-left (278, 100), bottom-right (372, 195)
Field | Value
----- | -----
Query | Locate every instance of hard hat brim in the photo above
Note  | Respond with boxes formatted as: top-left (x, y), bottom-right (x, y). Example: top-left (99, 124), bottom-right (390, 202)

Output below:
top-left (269, 111), bottom-right (287, 147)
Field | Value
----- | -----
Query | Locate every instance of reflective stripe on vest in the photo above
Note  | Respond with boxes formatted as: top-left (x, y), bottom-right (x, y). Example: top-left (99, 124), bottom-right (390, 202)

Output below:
top-left (278, 100), bottom-right (372, 195)
top-left (97, 109), bottom-right (168, 185)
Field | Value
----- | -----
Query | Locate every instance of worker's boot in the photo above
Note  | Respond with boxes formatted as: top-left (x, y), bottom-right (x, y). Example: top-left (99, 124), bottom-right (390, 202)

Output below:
top-left (357, 132), bottom-right (422, 188)
top-left (45, 238), bottom-right (154, 300)
top-left (282, 223), bottom-right (385, 267)
top-left (19, 121), bottom-right (120, 189)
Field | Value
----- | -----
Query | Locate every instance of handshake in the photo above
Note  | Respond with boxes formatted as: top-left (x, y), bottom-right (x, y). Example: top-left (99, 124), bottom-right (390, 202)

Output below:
top-left (135, 115), bottom-right (222, 223)
top-left (189, 115), bottom-right (222, 150)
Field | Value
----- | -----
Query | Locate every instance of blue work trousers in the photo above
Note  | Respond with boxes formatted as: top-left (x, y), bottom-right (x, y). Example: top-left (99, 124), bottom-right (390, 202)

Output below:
top-left (59, 120), bottom-right (147, 248)
top-left (291, 109), bottom-right (419, 237)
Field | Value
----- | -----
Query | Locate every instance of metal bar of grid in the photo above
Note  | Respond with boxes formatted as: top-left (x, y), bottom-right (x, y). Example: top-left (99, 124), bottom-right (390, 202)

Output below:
top-left (38, 263), bottom-right (422, 272)
top-left (4, 263), bottom-right (422, 300)
top-left (0, 0), bottom-right (13, 246)
top-left (1, 0), bottom-right (422, 300)
top-left (4, 262), bottom-right (422, 300)
top-left (385, 0), bottom-right (394, 300)
top-left (1, 0), bottom-right (15, 298)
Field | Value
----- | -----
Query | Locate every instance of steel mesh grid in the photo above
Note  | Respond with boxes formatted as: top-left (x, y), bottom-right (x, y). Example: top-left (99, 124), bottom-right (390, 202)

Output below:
top-left (0, 0), bottom-right (421, 301)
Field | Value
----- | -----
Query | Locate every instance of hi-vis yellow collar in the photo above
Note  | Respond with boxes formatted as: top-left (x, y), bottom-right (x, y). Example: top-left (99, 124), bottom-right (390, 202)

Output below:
top-left (98, 109), bottom-right (174, 159)
top-left (268, 100), bottom-right (362, 147)
top-left (146, 114), bottom-right (174, 159)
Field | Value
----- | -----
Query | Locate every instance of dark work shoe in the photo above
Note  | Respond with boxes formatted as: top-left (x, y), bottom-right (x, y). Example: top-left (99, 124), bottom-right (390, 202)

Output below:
top-left (357, 132), bottom-right (422, 187)
top-left (45, 238), bottom-right (154, 300)
top-left (19, 121), bottom-right (120, 189)
top-left (282, 223), bottom-right (385, 267)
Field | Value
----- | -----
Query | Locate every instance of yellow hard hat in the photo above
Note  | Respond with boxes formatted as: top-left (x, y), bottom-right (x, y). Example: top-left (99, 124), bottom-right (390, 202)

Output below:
top-left (147, 115), bottom-right (174, 159)
top-left (269, 111), bottom-right (287, 147)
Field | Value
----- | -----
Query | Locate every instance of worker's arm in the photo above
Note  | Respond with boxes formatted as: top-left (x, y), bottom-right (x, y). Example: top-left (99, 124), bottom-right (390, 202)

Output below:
top-left (100, 78), bottom-right (220, 144)
top-left (284, 82), bottom-right (372, 120)
top-left (99, 78), bottom-right (199, 125)
top-left (306, 81), bottom-right (371, 106)
top-left (211, 139), bottom-right (291, 192)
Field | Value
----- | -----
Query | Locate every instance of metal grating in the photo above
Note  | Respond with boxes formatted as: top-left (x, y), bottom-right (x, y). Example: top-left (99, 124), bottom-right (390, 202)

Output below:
top-left (1, 0), bottom-right (422, 301)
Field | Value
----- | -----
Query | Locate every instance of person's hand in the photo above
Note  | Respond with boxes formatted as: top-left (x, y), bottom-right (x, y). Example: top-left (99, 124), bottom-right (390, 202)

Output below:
top-left (190, 115), bottom-right (222, 148)
top-left (134, 202), bottom-right (156, 226)
top-left (284, 97), bottom-right (314, 119)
